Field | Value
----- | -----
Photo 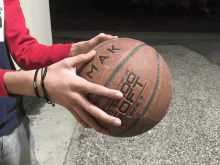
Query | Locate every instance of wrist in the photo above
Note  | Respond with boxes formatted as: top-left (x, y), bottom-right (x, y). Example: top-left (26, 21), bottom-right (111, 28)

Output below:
top-left (31, 69), bottom-right (44, 97)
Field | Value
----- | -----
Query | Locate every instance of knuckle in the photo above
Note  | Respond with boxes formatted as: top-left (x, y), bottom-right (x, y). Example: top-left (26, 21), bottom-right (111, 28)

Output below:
top-left (93, 84), bottom-right (105, 93)
top-left (90, 84), bottom-right (99, 92)
top-left (78, 54), bottom-right (86, 61)
top-left (75, 81), bottom-right (87, 92)
top-left (87, 82), bottom-right (97, 91)
top-left (98, 33), bottom-right (105, 41)
top-left (63, 58), bottom-right (70, 65)
top-left (99, 33), bottom-right (105, 36)
top-left (70, 95), bottom-right (78, 103)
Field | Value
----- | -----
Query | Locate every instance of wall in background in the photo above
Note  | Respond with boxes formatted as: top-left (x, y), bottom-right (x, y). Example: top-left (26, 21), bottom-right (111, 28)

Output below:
top-left (10, 0), bottom-right (53, 71)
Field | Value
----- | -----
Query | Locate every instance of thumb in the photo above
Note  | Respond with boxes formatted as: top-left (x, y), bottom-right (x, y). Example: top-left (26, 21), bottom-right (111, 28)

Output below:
top-left (71, 50), bottom-right (96, 69)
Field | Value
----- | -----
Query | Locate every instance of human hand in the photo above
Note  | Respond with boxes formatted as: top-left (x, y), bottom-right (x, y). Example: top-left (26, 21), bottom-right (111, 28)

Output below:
top-left (43, 50), bottom-right (123, 135)
top-left (69, 33), bottom-right (118, 70)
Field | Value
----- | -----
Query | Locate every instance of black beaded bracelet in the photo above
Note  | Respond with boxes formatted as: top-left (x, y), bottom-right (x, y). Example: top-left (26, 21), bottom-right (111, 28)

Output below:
top-left (34, 68), bottom-right (41, 98)
top-left (34, 66), bottom-right (55, 107)
top-left (41, 66), bottom-right (55, 107)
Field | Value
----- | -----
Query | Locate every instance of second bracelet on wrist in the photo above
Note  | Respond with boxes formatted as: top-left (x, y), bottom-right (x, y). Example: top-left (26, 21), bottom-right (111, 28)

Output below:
top-left (34, 66), bottom-right (55, 107)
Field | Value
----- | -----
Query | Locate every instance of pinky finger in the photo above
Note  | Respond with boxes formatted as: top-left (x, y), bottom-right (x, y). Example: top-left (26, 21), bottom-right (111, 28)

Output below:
top-left (68, 108), bottom-right (92, 129)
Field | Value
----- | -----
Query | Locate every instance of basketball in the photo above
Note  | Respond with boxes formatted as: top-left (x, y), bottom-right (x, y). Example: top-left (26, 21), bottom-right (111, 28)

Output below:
top-left (77, 38), bottom-right (172, 137)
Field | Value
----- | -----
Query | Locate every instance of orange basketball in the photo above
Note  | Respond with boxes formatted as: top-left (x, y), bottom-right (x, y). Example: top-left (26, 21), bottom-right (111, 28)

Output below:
top-left (77, 38), bottom-right (172, 137)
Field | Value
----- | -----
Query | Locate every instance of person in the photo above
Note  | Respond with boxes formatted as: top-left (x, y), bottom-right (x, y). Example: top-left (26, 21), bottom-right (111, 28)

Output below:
top-left (0, 0), bottom-right (123, 164)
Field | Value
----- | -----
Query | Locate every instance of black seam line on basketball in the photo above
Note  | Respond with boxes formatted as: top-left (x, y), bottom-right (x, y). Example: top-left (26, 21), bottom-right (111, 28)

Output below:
top-left (113, 51), bottom-right (160, 137)
top-left (94, 43), bottom-right (147, 105)
top-left (94, 39), bottom-right (122, 51)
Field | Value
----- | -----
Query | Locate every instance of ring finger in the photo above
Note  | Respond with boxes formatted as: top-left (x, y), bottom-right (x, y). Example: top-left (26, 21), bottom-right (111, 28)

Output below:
top-left (68, 107), bottom-right (92, 129)
top-left (73, 104), bottom-right (109, 135)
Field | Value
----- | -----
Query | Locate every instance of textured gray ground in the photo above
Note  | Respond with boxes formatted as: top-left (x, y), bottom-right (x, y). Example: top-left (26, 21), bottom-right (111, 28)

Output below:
top-left (22, 35), bottom-right (220, 165)
top-left (65, 45), bottom-right (220, 165)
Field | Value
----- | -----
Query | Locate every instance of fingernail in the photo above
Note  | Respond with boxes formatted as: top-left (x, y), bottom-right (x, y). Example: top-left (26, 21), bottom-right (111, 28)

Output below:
top-left (116, 92), bottom-right (123, 97)
top-left (114, 120), bottom-right (121, 126)
top-left (90, 50), bottom-right (96, 54)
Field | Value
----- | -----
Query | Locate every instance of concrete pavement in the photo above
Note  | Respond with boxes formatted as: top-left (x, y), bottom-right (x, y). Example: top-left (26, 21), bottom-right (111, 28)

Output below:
top-left (23, 31), bottom-right (220, 164)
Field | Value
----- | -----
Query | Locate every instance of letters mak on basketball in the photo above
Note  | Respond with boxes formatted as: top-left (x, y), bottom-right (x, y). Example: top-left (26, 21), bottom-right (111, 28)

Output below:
top-left (84, 44), bottom-right (147, 120)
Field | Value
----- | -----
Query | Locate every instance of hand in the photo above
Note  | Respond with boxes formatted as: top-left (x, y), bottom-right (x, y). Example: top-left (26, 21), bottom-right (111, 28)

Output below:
top-left (69, 33), bottom-right (118, 70)
top-left (43, 50), bottom-right (123, 135)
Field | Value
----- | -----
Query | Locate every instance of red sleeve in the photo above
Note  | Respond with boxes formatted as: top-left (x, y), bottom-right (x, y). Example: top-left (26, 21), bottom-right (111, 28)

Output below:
top-left (0, 0), bottom-right (73, 97)
top-left (4, 0), bottom-right (72, 70)
top-left (0, 69), bottom-right (16, 97)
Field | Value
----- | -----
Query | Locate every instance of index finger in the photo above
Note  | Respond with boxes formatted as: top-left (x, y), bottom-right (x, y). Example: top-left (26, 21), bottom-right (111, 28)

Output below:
top-left (84, 81), bottom-right (124, 99)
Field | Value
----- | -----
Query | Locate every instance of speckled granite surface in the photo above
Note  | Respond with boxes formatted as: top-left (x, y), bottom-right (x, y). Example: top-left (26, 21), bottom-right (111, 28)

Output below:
top-left (22, 34), bottom-right (220, 165)
top-left (64, 45), bottom-right (220, 165)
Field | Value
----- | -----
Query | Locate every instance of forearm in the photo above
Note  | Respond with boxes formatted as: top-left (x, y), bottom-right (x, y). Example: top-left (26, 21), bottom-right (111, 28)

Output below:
top-left (3, 69), bottom-right (44, 97)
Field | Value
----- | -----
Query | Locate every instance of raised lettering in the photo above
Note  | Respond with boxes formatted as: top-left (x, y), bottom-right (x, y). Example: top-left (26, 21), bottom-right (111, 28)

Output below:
top-left (108, 99), bottom-right (118, 109)
top-left (99, 56), bottom-right (109, 65)
top-left (126, 88), bottom-right (134, 103)
top-left (117, 114), bottom-right (123, 120)
top-left (107, 45), bottom-right (120, 54)
top-left (119, 101), bottom-right (130, 113)
top-left (121, 83), bottom-right (130, 94)
top-left (127, 72), bottom-right (136, 84)
top-left (133, 76), bottom-right (143, 88)
top-left (86, 64), bottom-right (98, 79)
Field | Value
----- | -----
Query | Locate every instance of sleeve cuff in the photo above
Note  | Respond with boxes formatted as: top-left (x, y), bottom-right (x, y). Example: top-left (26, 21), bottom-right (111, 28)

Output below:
top-left (53, 43), bottom-right (73, 63)
top-left (0, 70), bottom-right (19, 98)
